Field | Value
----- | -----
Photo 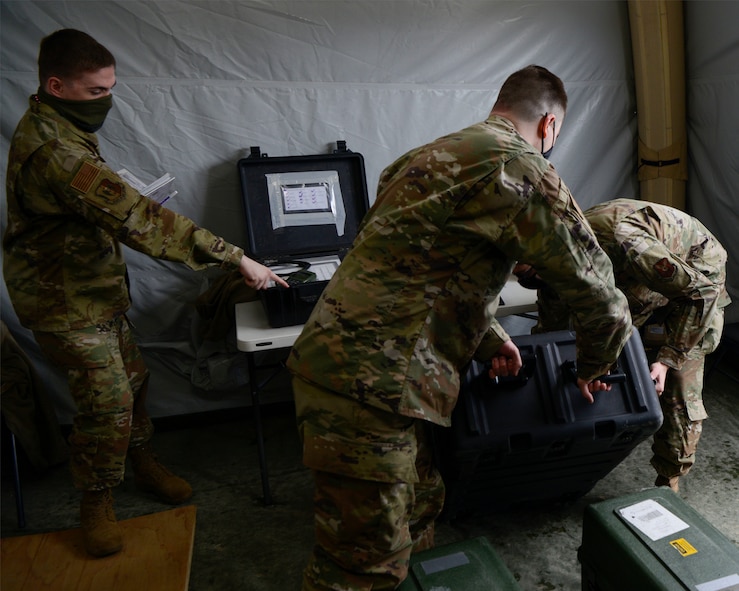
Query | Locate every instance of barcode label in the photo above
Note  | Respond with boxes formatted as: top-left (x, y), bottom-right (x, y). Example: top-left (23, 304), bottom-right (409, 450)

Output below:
top-left (640, 510), bottom-right (664, 522)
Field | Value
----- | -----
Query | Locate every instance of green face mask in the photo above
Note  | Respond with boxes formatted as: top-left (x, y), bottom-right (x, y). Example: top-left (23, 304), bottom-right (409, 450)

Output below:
top-left (38, 88), bottom-right (113, 133)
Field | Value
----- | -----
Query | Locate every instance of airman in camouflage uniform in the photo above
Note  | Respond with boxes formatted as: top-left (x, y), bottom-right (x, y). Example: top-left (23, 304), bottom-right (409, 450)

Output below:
top-left (287, 65), bottom-right (632, 591)
top-left (3, 29), bottom-right (284, 557)
top-left (528, 198), bottom-right (730, 493)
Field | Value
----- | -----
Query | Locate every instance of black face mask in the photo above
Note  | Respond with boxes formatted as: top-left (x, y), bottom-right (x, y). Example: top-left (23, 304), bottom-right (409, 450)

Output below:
top-left (541, 118), bottom-right (556, 160)
top-left (38, 88), bottom-right (113, 133)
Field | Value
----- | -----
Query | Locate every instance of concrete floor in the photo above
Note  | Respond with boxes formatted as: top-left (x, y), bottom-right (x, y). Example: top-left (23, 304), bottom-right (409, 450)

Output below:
top-left (2, 345), bottom-right (738, 591)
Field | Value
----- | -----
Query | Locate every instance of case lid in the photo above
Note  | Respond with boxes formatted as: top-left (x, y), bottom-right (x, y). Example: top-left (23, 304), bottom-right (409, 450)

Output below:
top-left (401, 537), bottom-right (521, 590)
top-left (237, 143), bottom-right (370, 263)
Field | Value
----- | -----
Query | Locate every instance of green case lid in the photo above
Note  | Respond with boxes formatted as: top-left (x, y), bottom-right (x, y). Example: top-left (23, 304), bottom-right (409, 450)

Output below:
top-left (399, 536), bottom-right (521, 590)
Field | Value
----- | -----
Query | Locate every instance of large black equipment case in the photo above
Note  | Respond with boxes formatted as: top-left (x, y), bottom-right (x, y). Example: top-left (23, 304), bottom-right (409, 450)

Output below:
top-left (434, 329), bottom-right (663, 519)
top-left (579, 487), bottom-right (739, 591)
top-left (237, 142), bottom-right (370, 327)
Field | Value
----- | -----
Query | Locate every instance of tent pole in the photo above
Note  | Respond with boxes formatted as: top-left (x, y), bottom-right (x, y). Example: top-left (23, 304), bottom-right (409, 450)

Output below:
top-left (628, 0), bottom-right (687, 210)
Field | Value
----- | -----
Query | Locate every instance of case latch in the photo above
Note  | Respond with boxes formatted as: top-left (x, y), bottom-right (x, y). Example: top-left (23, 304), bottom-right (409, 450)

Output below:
top-left (248, 146), bottom-right (268, 158)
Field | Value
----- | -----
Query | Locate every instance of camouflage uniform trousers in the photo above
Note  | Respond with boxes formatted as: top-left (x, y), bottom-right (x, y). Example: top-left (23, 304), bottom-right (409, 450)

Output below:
top-left (293, 376), bottom-right (445, 591)
top-left (34, 314), bottom-right (154, 491)
top-left (644, 312), bottom-right (724, 480)
top-left (649, 353), bottom-right (706, 479)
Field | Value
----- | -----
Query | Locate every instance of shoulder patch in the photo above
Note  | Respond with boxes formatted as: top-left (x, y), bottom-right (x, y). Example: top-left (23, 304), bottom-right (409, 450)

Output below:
top-left (95, 177), bottom-right (125, 205)
top-left (70, 161), bottom-right (101, 194)
top-left (654, 257), bottom-right (677, 279)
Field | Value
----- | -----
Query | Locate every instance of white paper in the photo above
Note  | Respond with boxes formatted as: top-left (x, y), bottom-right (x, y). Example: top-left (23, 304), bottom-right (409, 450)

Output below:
top-left (618, 499), bottom-right (690, 541)
top-left (117, 168), bottom-right (176, 204)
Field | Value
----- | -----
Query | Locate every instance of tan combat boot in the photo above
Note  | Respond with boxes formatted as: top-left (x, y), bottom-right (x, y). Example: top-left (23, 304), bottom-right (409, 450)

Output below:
top-left (80, 488), bottom-right (123, 557)
top-left (128, 444), bottom-right (193, 505)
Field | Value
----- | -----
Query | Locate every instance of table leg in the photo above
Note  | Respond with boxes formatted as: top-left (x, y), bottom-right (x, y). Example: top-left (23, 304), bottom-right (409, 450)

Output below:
top-left (10, 431), bottom-right (26, 528)
top-left (246, 352), bottom-right (273, 505)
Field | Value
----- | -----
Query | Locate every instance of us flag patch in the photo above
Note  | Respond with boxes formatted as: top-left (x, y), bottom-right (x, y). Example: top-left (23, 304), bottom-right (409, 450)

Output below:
top-left (70, 161), bottom-right (101, 194)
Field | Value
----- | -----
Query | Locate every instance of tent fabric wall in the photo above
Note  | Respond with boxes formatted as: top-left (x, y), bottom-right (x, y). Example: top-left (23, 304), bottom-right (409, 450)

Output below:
top-left (684, 0), bottom-right (739, 325)
top-left (0, 1), bottom-right (734, 422)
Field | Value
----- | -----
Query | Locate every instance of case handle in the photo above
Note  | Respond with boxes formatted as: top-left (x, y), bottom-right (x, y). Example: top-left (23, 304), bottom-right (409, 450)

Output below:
top-left (487, 355), bottom-right (536, 387)
top-left (561, 360), bottom-right (626, 385)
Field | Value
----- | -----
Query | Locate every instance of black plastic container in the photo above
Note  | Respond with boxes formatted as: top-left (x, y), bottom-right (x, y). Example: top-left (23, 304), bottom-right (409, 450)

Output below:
top-left (434, 329), bottom-right (663, 519)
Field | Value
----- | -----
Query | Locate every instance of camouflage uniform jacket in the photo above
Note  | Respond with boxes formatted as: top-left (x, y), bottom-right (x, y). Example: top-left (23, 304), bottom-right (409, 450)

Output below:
top-left (287, 116), bottom-right (631, 426)
top-left (3, 97), bottom-right (244, 332)
top-left (536, 198), bottom-right (730, 370)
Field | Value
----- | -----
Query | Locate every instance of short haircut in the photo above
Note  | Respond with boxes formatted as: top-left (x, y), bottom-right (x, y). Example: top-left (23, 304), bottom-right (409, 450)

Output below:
top-left (494, 65), bottom-right (567, 121)
top-left (38, 29), bottom-right (116, 85)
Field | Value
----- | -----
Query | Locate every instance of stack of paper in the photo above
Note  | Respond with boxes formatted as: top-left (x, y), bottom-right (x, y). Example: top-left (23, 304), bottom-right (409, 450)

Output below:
top-left (117, 168), bottom-right (178, 204)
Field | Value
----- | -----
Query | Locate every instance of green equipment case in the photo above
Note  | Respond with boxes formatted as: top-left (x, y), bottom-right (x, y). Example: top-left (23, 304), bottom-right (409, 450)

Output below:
top-left (398, 536), bottom-right (521, 590)
top-left (579, 487), bottom-right (739, 590)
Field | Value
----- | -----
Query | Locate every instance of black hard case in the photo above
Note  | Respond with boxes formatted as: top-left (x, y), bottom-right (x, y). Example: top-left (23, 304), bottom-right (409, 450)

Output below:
top-left (237, 142), bottom-right (370, 327)
top-left (434, 329), bottom-right (663, 519)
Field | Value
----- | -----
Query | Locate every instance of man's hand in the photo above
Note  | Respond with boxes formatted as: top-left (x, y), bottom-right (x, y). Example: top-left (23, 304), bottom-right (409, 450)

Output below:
top-left (577, 377), bottom-right (612, 404)
top-left (650, 361), bottom-right (668, 395)
top-left (488, 339), bottom-right (523, 380)
top-left (239, 255), bottom-right (289, 290)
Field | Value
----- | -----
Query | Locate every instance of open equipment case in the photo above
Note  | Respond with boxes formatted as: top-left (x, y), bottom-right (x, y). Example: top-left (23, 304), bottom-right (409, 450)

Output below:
top-left (237, 141), bottom-right (370, 327)
top-left (434, 329), bottom-right (664, 520)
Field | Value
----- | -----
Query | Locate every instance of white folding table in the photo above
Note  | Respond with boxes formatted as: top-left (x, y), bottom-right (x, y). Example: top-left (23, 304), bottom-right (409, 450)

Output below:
top-left (235, 280), bottom-right (538, 504)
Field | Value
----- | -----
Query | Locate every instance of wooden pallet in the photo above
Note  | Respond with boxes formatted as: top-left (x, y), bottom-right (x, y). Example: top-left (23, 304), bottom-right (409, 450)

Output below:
top-left (0, 505), bottom-right (196, 591)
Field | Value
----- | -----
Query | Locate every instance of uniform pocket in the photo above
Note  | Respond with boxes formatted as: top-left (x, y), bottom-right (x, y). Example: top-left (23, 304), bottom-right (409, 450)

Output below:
top-left (34, 326), bottom-right (114, 369)
top-left (301, 421), bottom-right (419, 484)
top-left (686, 399), bottom-right (708, 422)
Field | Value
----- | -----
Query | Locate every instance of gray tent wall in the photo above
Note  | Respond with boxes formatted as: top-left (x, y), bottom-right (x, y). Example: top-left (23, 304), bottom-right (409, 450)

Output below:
top-left (1, 1), bottom-right (736, 423)
top-left (684, 1), bottom-right (738, 322)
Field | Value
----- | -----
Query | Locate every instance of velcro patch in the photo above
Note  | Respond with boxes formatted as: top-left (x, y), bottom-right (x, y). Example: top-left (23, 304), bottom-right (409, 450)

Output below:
top-left (70, 161), bottom-right (101, 194)
top-left (654, 257), bottom-right (677, 279)
top-left (95, 177), bottom-right (125, 204)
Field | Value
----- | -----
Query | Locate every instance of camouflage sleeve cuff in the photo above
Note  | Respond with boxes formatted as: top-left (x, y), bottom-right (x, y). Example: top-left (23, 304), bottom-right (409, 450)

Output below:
top-left (473, 320), bottom-right (511, 362)
top-left (220, 244), bottom-right (244, 270)
top-left (576, 360), bottom-right (613, 383)
top-left (656, 346), bottom-right (685, 371)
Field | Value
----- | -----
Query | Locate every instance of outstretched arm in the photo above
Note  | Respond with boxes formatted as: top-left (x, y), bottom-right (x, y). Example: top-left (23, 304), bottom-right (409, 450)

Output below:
top-left (239, 255), bottom-right (289, 290)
